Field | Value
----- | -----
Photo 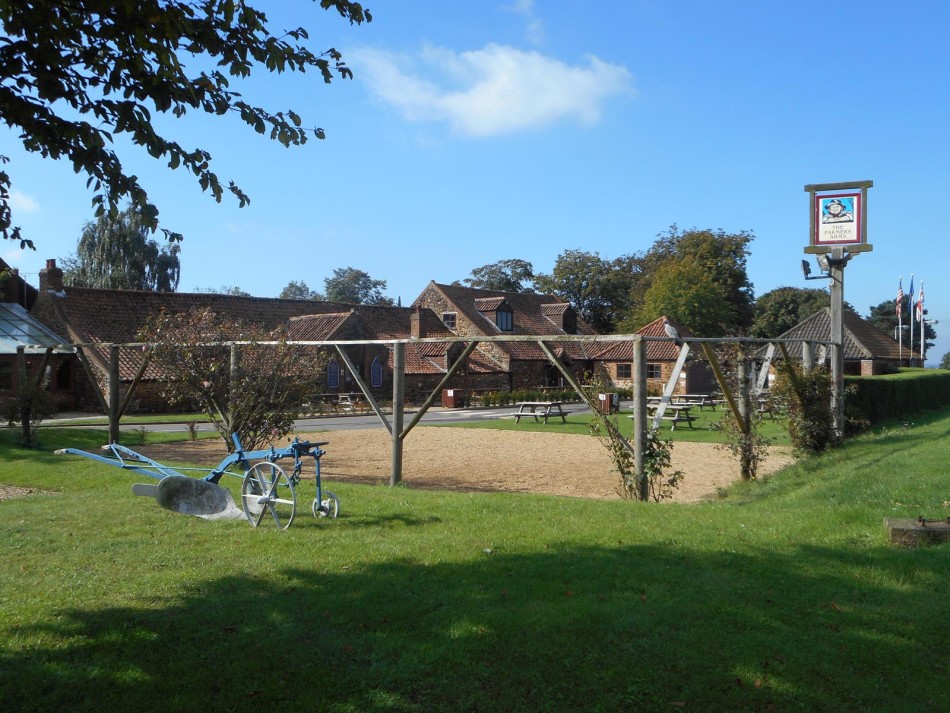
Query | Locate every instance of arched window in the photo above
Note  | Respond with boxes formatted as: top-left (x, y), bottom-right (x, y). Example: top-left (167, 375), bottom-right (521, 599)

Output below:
top-left (327, 359), bottom-right (340, 388)
top-left (371, 356), bottom-right (383, 388)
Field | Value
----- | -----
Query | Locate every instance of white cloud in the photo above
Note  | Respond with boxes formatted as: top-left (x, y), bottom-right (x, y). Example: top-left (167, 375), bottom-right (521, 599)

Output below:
top-left (354, 44), bottom-right (633, 138)
top-left (503, 0), bottom-right (545, 45)
top-left (9, 189), bottom-right (39, 213)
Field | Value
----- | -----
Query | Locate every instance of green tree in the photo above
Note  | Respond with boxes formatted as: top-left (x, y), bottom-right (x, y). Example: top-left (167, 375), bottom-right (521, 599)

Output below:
top-left (324, 267), bottom-right (393, 305)
top-left (626, 226), bottom-right (756, 334)
top-left (461, 259), bottom-right (535, 292)
top-left (751, 286), bottom-right (829, 338)
top-left (0, 0), bottom-right (370, 249)
top-left (534, 250), bottom-right (637, 333)
top-left (940, 352), bottom-right (950, 369)
top-left (626, 257), bottom-right (732, 337)
top-left (867, 300), bottom-right (935, 359)
top-left (279, 280), bottom-right (323, 300)
top-left (61, 206), bottom-right (181, 291)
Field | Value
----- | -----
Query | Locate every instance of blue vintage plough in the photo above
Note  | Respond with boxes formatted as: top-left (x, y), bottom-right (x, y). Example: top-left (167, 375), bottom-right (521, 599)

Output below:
top-left (56, 435), bottom-right (339, 530)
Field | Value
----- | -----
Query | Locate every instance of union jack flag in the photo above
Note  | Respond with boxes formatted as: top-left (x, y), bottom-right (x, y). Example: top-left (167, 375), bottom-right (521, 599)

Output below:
top-left (916, 281), bottom-right (924, 323)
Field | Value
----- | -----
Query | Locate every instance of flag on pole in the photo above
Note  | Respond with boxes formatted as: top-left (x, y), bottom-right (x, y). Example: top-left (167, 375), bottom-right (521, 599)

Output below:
top-left (916, 281), bottom-right (925, 322)
top-left (896, 278), bottom-right (904, 316)
top-left (907, 276), bottom-right (914, 320)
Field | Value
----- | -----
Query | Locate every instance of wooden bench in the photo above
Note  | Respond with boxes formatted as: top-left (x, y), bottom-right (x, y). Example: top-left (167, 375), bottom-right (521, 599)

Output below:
top-left (644, 404), bottom-right (696, 431)
top-left (507, 401), bottom-right (570, 424)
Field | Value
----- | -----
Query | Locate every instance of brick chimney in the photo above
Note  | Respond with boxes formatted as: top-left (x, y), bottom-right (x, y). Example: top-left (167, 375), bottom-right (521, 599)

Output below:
top-left (39, 258), bottom-right (64, 294)
top-left (410, 306), bottom-right (428, 338)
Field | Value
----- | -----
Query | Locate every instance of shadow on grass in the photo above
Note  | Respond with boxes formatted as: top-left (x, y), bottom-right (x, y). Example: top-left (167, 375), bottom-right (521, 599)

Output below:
top-left (2, 543), bottom-right (947, 712)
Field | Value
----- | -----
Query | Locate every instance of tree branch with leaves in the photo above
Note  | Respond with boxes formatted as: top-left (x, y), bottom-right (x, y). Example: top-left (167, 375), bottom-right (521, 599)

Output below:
top-left (0, 0), bottom-right (371, 248)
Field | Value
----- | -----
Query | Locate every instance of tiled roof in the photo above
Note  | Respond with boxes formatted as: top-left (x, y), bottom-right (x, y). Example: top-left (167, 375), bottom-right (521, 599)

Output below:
top-left (417, 282), bottom-right (596, 361)
top-left (39, 287), bottom-right (358, 381)
top-left (287, 312), bottom-right (353, 341)
top-left (473, 297), bottom-right (506, 311)
top-left (767, 307), bottom-right (903, 361)
top-left (288, 305), bottom-right (506, 376)
top-left (591, 316), bottom-right (695, 362)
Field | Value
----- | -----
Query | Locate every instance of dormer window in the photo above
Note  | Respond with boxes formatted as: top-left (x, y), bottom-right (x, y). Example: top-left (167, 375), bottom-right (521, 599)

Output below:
top-left (474, 297), bottom-right (513, 332)
top-left (495, 306), bottom-right (513, 331)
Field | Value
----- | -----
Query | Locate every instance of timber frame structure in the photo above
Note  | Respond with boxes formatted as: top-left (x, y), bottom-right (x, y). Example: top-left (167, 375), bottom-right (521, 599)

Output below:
top-left (43, 332), bottom-right (837, 501)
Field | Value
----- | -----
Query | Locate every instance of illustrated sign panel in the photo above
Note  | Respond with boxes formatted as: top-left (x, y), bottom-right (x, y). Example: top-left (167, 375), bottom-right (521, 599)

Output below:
top-left (814, 191), bottom-right (862, 246)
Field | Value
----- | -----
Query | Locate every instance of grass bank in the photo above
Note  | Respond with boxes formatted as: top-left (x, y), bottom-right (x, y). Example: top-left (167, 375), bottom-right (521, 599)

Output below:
top-left (1, 413), bottom-right (947, 712)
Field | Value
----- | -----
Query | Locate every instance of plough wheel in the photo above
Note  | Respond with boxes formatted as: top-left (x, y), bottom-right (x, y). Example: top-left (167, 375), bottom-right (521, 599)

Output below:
top-left (312, 491), bottom-right (340, 519)
top-left (241, 462), bottom-right (296, 529)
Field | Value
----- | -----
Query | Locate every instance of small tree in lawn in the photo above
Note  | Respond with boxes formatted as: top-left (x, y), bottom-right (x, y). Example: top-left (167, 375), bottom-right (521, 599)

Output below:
top-left (140, 308), bottom-right (324, 451)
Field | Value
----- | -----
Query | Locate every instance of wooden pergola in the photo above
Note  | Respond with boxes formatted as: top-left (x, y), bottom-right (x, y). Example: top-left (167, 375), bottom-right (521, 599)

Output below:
top-left (42, 332), bottom-right (834, 500)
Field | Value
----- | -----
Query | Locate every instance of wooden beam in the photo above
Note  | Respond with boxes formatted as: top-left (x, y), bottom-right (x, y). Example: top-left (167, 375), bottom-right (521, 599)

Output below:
top-left (652, 343), bottom-right (691, 430)
top-left (402, 340), bottom-right (479, 437)
top-left (701, 342), bottom-right (747, 435)
top-left (334, 344), bottom-right (391, 436)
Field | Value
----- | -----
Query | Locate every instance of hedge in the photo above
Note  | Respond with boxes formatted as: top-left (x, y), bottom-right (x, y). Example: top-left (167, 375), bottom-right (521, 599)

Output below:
top-left (845, 368), bottom-right (950, 423)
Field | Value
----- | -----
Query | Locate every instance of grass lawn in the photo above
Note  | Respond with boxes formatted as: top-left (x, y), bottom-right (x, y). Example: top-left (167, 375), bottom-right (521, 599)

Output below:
top-left (1, 412), bottom-right (948, 712)
top-left (442, 407), bottom-right (792, 446)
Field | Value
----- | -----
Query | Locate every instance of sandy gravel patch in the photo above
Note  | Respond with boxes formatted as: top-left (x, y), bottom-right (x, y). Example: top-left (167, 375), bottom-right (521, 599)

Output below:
top-left (137, 427), bottom-right (794, 503)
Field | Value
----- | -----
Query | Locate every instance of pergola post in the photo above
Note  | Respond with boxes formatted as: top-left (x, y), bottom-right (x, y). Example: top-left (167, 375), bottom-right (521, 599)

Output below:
top-left (632, 337), bottom-right (648, 501)
top-left (108, 344), bottom-right (120, 443)
top-left (390, 342), bottom-right (405, 486)
top-left (737, 346), bottom-right (753, 480)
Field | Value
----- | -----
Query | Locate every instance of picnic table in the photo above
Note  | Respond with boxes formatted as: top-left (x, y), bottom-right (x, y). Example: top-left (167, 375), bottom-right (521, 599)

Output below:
top-left (508, 401), bottom-right (570, 424)
top-left (648, 394), bottom-right (715, 410)
top-left (645, 403), bottom-right (696, 431)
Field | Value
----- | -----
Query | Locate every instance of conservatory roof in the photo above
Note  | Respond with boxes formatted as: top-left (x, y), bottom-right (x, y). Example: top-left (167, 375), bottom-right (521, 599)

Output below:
top-left (0, 303), bottom-right (72, 355)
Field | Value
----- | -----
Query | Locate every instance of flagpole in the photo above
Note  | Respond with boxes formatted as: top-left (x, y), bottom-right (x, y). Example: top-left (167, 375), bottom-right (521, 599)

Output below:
top-left (908, 273), bottom-right (914, 366)
top-left (897, 277), bottom-right (903, 365)
top-left (919, 280), bottom-right (925, 363)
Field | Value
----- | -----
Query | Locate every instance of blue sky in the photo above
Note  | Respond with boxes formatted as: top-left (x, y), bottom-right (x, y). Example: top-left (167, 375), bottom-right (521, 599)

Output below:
top-left (3, 0), bottom-right (948, 363)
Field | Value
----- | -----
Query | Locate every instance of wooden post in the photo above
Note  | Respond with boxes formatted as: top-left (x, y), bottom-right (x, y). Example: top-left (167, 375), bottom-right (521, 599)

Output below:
top-left (390, 342), bottom-right (405, 486)
top-left (16, 346), bottom-right (30, 444)
top-left (803, 341), bottom-right (815, 371)
top-left (829, 250), bottom-right (846, 437)
top-left (737, 346), bottom-right (753, 480)
top-left (108, 344), bottom-right (120, 444)
top-left (632, 337), bottom-right (648, 501)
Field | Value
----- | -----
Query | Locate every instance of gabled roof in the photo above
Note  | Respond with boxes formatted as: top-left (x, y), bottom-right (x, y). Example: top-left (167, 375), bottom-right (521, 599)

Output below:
top-left (769, 307), bottom-right (903, 361)
top-left (591, 316), bottom-right (695, 362)
top-left (288, 305), bottom-right (504, 376)
top-left (415, 282), bottom-right (596, 361)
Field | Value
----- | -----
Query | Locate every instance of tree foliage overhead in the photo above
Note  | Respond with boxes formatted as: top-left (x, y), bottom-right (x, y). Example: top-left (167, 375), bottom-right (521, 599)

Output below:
top-left (61, 206), bottom-right (181, 291)
top-left (750, 286), bottom-right (829, 339)
top-left (461, 259), bottom-right (535, 293)
top-left (0, 0), bottom-right (371, 248)
top-left (324, 266), bottom-right (393, 305)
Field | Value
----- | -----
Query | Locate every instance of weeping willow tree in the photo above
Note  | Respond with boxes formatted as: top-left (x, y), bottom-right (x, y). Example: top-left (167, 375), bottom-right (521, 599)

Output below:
top-left (61, 206), bottom-right (181, 291)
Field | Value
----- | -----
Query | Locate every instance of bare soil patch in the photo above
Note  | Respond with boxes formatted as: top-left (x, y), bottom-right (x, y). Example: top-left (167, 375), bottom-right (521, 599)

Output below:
top-left (138, 427), bottom-right (794, 503)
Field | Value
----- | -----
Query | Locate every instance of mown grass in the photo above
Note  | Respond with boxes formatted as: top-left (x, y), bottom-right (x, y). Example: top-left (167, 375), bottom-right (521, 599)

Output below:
top-left (443, 407), bottom-right (792, 446)
top-left (1, 414), bottom-right (948, 712)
